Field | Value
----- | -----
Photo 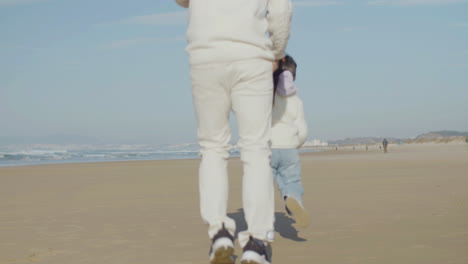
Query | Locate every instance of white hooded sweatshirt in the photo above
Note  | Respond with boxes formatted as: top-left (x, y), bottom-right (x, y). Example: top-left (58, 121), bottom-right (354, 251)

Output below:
top-left (271, 71), bottom-right (308, 149)
top-left (182, 0), bottom-right (292, 65)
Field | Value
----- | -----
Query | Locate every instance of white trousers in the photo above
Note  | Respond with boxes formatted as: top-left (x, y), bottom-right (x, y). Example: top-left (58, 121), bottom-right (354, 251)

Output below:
top-left (190, 59), bottom-right (275, 248)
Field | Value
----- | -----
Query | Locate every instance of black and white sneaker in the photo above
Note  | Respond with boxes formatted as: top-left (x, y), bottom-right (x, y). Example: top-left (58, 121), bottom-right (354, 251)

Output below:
top-left (209, 224), bottom-right (235, 264)
top-left (240, 236), bottom-right (271, 264)
top-left (285, 196), bottom-right (310, 228)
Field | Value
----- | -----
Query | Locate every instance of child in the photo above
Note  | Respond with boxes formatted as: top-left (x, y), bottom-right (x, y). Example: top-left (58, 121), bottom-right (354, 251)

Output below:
top-left (271, 55), bottom-right (310, 228)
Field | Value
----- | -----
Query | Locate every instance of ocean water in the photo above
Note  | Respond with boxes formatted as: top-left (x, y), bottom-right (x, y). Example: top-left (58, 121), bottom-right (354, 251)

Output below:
top-left (0, 144), bottom-right (204, 167)
top-left (0, 144), bottom-right (320, 167)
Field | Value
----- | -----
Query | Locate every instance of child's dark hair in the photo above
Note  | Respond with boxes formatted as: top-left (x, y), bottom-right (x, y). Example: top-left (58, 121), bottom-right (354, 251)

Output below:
top-left (280, 55), bottom-right (297, 79)
top-left (273, 54), bottom-right (297, 92)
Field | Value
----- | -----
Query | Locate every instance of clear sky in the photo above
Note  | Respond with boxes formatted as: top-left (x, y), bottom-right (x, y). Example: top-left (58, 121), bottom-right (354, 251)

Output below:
top-left (1, 0), bottom-right (467, 145)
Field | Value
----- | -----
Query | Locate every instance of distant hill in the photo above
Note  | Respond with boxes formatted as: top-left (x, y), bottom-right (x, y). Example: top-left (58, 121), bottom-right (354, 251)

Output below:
top-left (326, 130), bottom-right (468, 146)
top-left (415, 130), bottom-right (468, 140)
top-left (328, 137), bottom-right (405, 146)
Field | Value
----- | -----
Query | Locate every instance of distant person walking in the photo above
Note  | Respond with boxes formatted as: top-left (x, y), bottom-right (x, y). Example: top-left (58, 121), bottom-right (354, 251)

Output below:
top-left (176, 0), bottom-right (292, 264)
top-left (383, 138), bottom-right (388, 153)
top-left (271, 55), bottom-right (309, 228)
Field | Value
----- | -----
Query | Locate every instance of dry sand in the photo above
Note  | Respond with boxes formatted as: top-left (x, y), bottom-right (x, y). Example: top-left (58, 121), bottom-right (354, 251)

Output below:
top-left (1, 143), bottom-right (467, 264)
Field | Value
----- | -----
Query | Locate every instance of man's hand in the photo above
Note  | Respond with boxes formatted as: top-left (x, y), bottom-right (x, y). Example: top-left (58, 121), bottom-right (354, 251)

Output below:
top-left (175, 0), bottom-right (189, 8)
top-left (273, 60), bottom-right (279, 71)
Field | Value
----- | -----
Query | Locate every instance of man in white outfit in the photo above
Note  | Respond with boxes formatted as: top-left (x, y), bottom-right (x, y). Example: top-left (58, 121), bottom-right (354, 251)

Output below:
top-left (175, 0), bottom-right (292, 263)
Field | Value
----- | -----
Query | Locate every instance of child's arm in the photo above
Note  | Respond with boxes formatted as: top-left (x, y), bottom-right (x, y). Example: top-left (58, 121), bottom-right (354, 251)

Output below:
top-left (295, 98), bottom-right (308, 148)
top-left (267, 0), bottom-right (292, 60)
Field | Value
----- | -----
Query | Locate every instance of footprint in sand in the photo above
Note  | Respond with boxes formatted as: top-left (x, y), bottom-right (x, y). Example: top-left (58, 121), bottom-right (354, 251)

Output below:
top-left (4, 248), bottom-right (74, 263)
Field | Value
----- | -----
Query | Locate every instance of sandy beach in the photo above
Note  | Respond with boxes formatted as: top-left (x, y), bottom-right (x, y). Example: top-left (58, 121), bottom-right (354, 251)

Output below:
top-left (1, 142), bottom-right (467, 264)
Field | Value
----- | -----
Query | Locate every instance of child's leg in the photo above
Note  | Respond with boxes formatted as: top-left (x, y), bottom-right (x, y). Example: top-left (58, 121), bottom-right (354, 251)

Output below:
top-left (276, 149), bottom-right (304, 204)
top-left (271, 149), bottom-right (286, 197)
top-left (277, 149), bottom-right (309, 228)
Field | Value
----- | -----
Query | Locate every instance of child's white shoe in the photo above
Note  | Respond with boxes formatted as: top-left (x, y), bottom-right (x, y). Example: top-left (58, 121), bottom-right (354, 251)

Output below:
top-left (285, 196), bottom-right (310, 228)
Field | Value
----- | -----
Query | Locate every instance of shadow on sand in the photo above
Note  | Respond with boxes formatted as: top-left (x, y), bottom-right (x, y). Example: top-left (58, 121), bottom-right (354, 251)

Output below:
top-left (227, 208), bottom-right (307, 242)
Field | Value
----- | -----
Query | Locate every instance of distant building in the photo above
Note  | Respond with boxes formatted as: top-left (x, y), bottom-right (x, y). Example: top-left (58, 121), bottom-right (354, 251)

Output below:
top-left (303, 139), bottom-right (329, 147)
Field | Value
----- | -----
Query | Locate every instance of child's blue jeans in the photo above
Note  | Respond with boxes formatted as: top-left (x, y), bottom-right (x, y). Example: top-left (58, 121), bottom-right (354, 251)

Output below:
top-left (271, 148), bottom-right (304, 204)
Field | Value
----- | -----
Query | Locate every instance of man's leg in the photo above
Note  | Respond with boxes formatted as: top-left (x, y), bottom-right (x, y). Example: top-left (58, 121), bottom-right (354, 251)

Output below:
top-left (191, 63), bottom-right (236, 240)
top-left (230, 59), bottom-right (275, 248)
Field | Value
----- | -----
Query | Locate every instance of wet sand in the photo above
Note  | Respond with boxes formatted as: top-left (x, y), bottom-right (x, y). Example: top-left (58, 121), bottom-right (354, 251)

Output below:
top-left (1, 143), bottom-right (467, 263)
